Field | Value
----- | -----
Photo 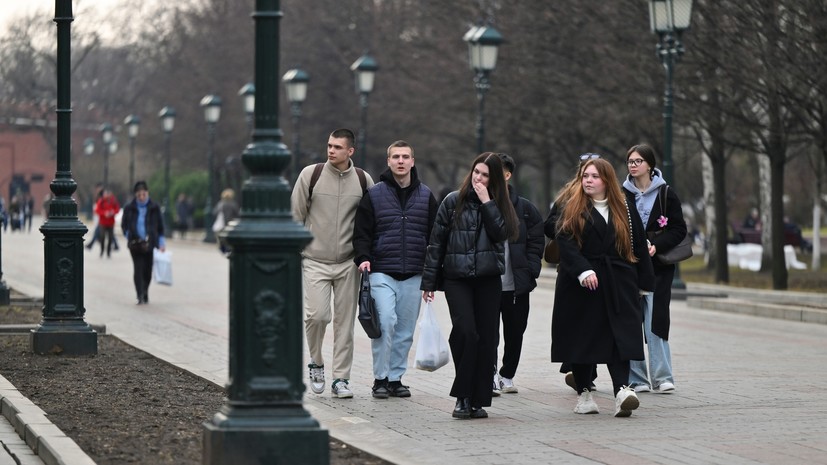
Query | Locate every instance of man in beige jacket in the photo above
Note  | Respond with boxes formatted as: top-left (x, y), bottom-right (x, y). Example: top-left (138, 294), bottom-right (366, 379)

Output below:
top-left (291, 128), bottom-right (374, 398)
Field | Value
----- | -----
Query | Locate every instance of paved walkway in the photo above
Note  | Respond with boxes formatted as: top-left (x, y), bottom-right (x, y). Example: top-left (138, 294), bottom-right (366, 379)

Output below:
top-left (2, 221), bottom-right (827, 465)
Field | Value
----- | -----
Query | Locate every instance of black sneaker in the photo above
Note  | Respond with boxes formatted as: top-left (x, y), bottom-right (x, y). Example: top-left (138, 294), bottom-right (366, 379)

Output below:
top-left (372, 378), bottom-right (389, 399)
top-left (388, 380), bottom-right (410, 398)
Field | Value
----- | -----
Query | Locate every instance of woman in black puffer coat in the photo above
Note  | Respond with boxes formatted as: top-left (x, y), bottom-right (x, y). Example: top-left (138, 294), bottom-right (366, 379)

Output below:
top-left (421, 153), bottom-right (519, 420)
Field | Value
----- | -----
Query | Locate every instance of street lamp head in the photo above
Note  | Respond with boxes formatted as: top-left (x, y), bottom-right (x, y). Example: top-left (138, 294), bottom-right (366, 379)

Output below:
top-left (283, 69), bottom-right (310, 104)
top-left (124, 114), bottom-right (141, 138)
top-left (464, 25), bottom-right (503, 72)
top-left (100, 123), bottom-right (114, 144)
top-left (158, 106), bottom-right (176, 133)
top-left (350, 53), bottom-right (378, 94)
top-left (108, 140), bottom-right (118, 154)
top-left (200, 95), bottom-right (222, 124)
top-left (83, 137), bottom-right (95, 156)
top-left (649, 0), bottom-right (693, 34)
top-left (238, 83), bottom-right (256, 115)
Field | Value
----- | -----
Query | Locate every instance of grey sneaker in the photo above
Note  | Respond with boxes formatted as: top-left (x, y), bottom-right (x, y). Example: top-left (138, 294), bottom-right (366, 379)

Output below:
top-left (331, 378), bottom-right (354, 398)
top-left (492, 373), bottom-right (501, 397)
top-left (308, 363), bottom-right (325, 394)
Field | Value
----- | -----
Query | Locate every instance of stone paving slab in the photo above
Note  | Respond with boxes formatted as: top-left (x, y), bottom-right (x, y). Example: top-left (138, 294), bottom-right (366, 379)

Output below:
top-left (2, 225), bottom-right (827, 465)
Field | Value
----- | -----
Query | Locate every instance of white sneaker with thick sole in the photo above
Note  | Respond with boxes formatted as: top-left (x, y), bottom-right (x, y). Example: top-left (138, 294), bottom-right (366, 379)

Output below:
top-left (654, 382), bottom-right (675, 394)
top-left (614, 386), bottom-right (640, 417)
top-left (633, 384), bottom-right (651, 393)
top-left (308, 363), bottom-right (325, 394)
top-left (574, 390), bottom-right (599, 414)
top-left (500, 377), bottom-right (518, 393)
top-left (331, 379), bottom-right (354, 398)
top-left (492, 373), bottom-right (502, 397)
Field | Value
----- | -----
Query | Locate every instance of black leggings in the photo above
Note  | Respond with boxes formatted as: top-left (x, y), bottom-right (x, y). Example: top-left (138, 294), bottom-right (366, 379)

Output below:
top-left (130, 249), bottom-right (153, 301)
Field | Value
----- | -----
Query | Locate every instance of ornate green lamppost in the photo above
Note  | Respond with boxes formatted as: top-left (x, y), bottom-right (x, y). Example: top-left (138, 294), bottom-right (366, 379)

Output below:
top-left (283, 68), bottom-right (309, 182)
top-left (31, 0), bottom-right (97, 355)
top-left (159, 106), bottom-right (176, 230)
top-left (649, 0), bottom-right (693, 292)
top-left (350, 53), bottom-right (377, 168)
top-left (201, 95), bottom-right (221, 244)
top-left (124, 114), bottom-right (140, 194)
top-left (463, 24), bottom-right (503, 154)
top-left (202, 1), bottom-right (327, 463)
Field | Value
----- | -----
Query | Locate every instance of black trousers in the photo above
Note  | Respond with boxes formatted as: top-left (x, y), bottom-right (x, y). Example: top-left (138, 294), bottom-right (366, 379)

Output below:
top-left (130, 248), bottom-right (153, 301)
top-left (572, 359), bottom-right (630, 396)
top-left (100, 226), bottom-right (115, 256)
top-left (443, 275), bottom-right (501, 409)
top-left (496, 290), bottom-right (530, 380)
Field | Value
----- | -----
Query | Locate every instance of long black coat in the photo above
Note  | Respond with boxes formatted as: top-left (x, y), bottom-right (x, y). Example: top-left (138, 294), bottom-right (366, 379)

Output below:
top-left (550, 203), bottom-right (654, 364)
top-left (624, 185), bottom-right (687, 340)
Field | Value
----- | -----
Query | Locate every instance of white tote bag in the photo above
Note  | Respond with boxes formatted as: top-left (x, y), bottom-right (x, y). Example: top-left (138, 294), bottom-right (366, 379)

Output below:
top-left (153, 249), bottom-right (173, 286)
top-left (414, 302), bottom-right (450, 372)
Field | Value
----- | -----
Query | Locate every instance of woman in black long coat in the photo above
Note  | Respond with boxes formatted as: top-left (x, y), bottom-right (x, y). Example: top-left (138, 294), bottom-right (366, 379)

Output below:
top-left (550, 157), bottom-right (654, 417)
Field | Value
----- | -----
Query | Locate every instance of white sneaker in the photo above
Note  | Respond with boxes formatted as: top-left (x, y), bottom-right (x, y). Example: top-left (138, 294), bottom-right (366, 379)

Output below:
top-left (574, 390), bottom-right (599, 414)
top-left (633, 384), bottom-right (651, 393)
top-left (308, 363), bottom-right (325, 394)
top-left (331, 379), bottom-right (354, 398)
top-left (654, 382), bottom-right (675, 394)
top-left (492, 373), bottom-right (501, 397)
top-left (614, 386), bottom-right (640, 417)
top-left (500, 377), bottom-right (518, 394)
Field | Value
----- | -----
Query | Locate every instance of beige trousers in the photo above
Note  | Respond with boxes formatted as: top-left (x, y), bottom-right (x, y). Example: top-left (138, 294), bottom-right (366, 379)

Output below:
top-left (302, 258), bottom-right (359, 380)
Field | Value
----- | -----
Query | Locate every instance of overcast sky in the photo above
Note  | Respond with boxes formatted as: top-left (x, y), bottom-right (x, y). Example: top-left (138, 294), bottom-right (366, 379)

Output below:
top-left (0, 0), bottom-right (121, 36)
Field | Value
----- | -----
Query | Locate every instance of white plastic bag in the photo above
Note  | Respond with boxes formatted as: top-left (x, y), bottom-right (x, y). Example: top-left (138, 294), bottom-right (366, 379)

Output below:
top-left (414, 302), bottom-right (450, 372)
top-left (153, 249), bottom-right (173, 286)
top-left (211, 210), bottom-right (225, 233)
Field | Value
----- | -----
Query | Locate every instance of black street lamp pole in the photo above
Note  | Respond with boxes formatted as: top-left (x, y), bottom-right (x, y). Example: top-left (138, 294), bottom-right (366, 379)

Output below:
top-left (159, 107), bottom-right (176, 231)
top-left (283, 68), bottom-right (309, 182)
top-left (202, 1), bottom-right (327, 463)
top-left (351, 53), bottom-right (378, 168)
top-left (649, 0), bottom-right (693, 292)
top-left (201, 95), bottom-right (221, 244)
top-left (31, 0), bottom-right (97, 355)
top-left (464, 25), bottom-right (503, 155)
top-left (124, 115), bottom-right (140, 193)
top-left (100, 123), bottom-right (113, 188)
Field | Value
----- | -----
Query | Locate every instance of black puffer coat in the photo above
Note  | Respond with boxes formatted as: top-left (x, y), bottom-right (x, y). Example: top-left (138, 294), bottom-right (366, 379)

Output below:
top-left (420, 191), bottom-right (508, 291)
top-left (507, 186), bottom-right (544, 296)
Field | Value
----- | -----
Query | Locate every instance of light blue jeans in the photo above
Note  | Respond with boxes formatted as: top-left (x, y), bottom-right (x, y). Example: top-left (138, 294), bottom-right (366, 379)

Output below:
top-left (630, 293), bottom-right (674, 389)
top-left (369, 272), bottom-right (422, 382)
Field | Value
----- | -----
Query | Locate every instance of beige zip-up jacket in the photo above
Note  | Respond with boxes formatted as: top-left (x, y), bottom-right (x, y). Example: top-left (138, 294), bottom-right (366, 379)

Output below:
top-left (291, 160), bottom-right (374, 264)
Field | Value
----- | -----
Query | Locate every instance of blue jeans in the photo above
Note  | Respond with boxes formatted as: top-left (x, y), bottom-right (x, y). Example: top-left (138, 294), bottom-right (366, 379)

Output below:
top-left (369, 272), bottom-right (422, 382)
top-left (630, 293), bottom-right (674, 389)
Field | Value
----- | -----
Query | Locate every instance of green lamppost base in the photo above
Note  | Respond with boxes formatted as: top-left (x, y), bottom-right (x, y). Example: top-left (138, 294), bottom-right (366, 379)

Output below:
top-left (30, 323), bottom-right (98, 355)
top-left (0, 284), bottom-right (9, 306)
top-left (203, 407), bottom-right (328, 465)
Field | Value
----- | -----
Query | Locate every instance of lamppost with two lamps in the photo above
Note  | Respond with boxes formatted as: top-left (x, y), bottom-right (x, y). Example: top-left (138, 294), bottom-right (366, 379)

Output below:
top-left (124, 115), bottom-right (140, 192)
top-left (201, 95), bottom-right (222, 243)
top-left (350, 53), bottom-right (377, 168)
top-left (158, 106), bottom-right (176, 230)
top-left (283, 68), bottom-right (309, 181)
top-left (648, 0), bottom-right (693, 291)
top-left (463, 25), bottom-right (503, 155)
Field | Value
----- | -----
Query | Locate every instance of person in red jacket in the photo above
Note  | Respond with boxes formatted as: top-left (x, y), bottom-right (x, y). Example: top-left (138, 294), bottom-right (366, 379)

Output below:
top-left (95, 189), bottom-right (121, 258)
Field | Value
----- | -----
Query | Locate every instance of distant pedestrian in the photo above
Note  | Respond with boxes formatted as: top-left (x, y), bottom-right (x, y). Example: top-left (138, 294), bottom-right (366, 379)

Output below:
top-left (175, 193), bottom-right (194, 239)
top-left (95, 189), bottom-right (121, 258)
top-left (491, 153), bottom-right (544, 396)
top-left (353, 140), bottom-right (438, 399)
top-left (213, 189), bottom-right (240, 254)
top-left (549, 156), bottom-right (654, 417)
top-left (86, 185), bottom-right (104, 250)
top-left (24, 193), bottom-right (34, 232)
top-left (291, 128), bottom-right (374, 399)
top-left (420, 152), bottom-right (519, 420)
top-left (0, 196), bottom-right (7, 231)
top-left (121, 181), bottom-right (166, 305)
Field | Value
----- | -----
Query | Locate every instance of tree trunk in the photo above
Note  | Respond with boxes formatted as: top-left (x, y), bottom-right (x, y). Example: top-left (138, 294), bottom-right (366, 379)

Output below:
top-left (758, 154), bottom-right (773, 269)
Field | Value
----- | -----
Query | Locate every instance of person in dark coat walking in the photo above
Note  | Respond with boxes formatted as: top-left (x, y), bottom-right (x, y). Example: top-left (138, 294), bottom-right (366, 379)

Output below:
top-left (121, 181), bottom-right (166, 305)
top-left (550, 157), bottom-right (654, 417)
top-left (421, 152), bottom-right (520, 420)
top-left (622, 144), bottom-right (686, 394)
top-left (491, 153), bottom-right (544, 395)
